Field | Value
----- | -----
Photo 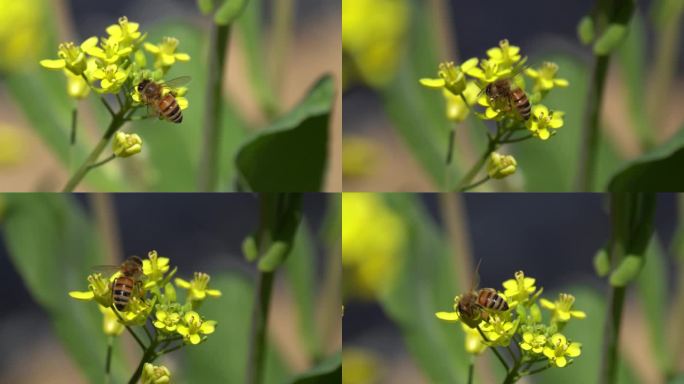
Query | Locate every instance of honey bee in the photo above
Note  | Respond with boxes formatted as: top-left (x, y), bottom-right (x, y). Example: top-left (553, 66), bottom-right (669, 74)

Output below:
top-left (457, 262), bottom-right (509, 326)
top-left (485, 71), bottom-right (531, 120)
top-left (94, 256), bottom-right (144, 311)
top-left (137, 76), bottom-right (191, 124)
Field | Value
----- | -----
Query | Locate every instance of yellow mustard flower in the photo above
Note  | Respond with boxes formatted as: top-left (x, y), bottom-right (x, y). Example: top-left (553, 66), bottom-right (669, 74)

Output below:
top-left (487, 152), bottom-right (517, 179)
top-left (99, 305), bottom-right (124, 337)
top-left (543, 333), bottom-right (581, 367)
top-left (119, 296), bottom-right (155, 325)
top-left (91, 63), bottom-right (128, 93)
top-left (462, 323), bottom-right (487, 355)
top-left (153, 308), bottom-right (182, 333)
top-left (0, 0), bottom-right (44, 72)
top-left (420, 59), bottom-right (479, 96)
top-left (141, 363), bottom-right (171, 384)
top-left (540, 293), bottom-right (586, 322)
top-left (175, 272), bottom-right (222, 301)
top-left (69, 273), bottom-right (113, 308)
top-left (486, 39), bottom-right (522, 69)
top-left (144, 37), bottom-right (190, 69)
top-left (502, 271), bottom-right (537, 307)
top-left (112, 131), bottom-right (143, 158)
top-left (527, 104), bottom-right (564, 140)
top-left (526, 62), bottom-right (569, 92)
top-left (40, 37), bottom-right (98, 75)
top-left (442, 81), bottom-right (480, 123)
top-left (342, 0), bottom-right (409, 88)
top-left (86, 36), bottom-right (133, 65)
top-left (106, 16), bottom-right (142, 47)
top-left (480, 314), bottom-right (518, 346)
top-left (342, 193), bottom-right (405, 299)
top-left (142, 250), bottom-right (170, 283)
top-left (520, 331), bottom-right (546, 354)
top-left (466, 59), bottom-right (511, 84)
top-left (176, 311), bottom-right (216, 345)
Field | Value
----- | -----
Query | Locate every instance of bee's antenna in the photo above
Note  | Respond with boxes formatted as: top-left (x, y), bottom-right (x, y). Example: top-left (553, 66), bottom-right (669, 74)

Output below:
top-left (471, 258), bottom-right (483, 290)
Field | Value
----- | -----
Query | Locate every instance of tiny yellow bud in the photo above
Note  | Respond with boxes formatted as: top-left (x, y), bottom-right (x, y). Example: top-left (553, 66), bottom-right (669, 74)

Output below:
top-left (487, 152), bottom-right (517, 179)
top-left (112, 131), bottom-right (142, 158)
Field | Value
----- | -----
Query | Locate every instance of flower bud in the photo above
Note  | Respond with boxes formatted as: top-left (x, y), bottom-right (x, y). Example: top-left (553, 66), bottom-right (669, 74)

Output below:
top-left (141, 363), bottom-right (171, 384)
top-left (487, 152), bottom-right (517, 179)
top-left (112, 131), bottom-right (142, 158)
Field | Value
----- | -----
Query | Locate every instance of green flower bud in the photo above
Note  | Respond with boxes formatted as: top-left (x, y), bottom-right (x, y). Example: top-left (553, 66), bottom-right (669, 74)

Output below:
top-left (112, 131), bottom-right (143, 158)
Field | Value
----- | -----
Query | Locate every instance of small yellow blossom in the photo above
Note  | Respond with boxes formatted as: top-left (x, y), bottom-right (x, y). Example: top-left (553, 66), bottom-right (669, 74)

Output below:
top-left (176, 311), bottom-right (216, 345)
top-left (543, 333), bottom-right (581, 367)
top-left (540, 293), bottom-right (586, 322)
top-left (466, 59), bottom-right (511, 84)
top-left (480, 314), bottom-right (518, 346)
top-left (420, 59), bottom-right (478, 96)
top-left (486, 39), bottom-right (522, 69)
top-left (142, 250), bottom-right (170, 284)
top-left (144, 37), bottom-right (190, 69)
top-left (153, 308), bottom-right (182, 333)
top-left (69, 273), bottom-right (112, 308)
top-left (502, 271), bottom-right (537, 307)
top-left (99, 305), bottom-right (124, 336)
top-left (175, 272), bottom-right (222, 301)
top-left (487, 152), bottom-right (517, 179)
top-left (106, 16), bottom-right (142, 47)
top-left (40, 38), bottom-right (98, 75)
top-left (141, 363), bottom-right (171, 384)
top-left (112, 131), bottom-right (143, 158)
top-left (462, 323), bottom-right (487, 355)
top-left (527, 104), bottom-right (564, 140)
top-left (443, 81), bottom-right (480, 123)
top-left (86, 37), bottom-right (133, 65)
top-left (91, 63), bottom-right (128, 93)
top-left (119, 296), bottom-right (154, 325)
top-left (526, 62), bottom-right (569, 92)
top-left (520, 331), bottom-right (546, 354)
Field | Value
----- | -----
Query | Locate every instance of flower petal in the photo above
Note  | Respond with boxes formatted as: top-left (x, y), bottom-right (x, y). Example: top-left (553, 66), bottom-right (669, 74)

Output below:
top-left (175, 278), bottom-right (191, 288)
top-left (189, 334), bottom-right (201, 344)
top-left (461, 58), bottom-right (479, 71)
top-left (502, 279), bottom-right (517, 291)
top-left (69, 290), bottom-right (95, 300)
top-left (419, 78), bottom-right (446, 88)
top-left (81, 36), bottom-right (99, 50)
top-left (206, 289), bottom-right (222, 297)
top-left (200, 321), bottom-right (216, 334)
top-left (40, 59), bottom-right (66, 69)
top-left (540, 298), bottom-right (555, 309)
top-left (176, 325), bottom-right (188, 336)
top-left (570, 310), bottom-right (586, 319)
top-left (543, 347), bottom-right (555, 359)
top-left (144, 43), bottom-right (160, 53)
top-left (567, 343), bottom-right (581, 357)
top-left (556, 356), bottom-right (567, 367)
top-left (435, 311), bottom-right (460, 322)
top-left (175, 53), bottom-right (190, 61)
top-left (554, 78), bottom-right (569, 87)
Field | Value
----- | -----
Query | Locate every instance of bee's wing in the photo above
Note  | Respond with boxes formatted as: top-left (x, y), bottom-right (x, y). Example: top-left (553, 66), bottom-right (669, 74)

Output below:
top-left (91, 265), bottom-right (121, 275)
top-left (160, 76), bottom-right (192, 89)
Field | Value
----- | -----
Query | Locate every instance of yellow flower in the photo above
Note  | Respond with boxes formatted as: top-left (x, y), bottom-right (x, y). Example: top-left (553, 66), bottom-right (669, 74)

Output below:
top-left (40, 37), bottom-right (98, 75)
top-left (466, 58), bottom-right (511, 84)
top-left (502, 271), bottom-right (537, 307)
top-left (487, 152), bottom-right (517, 179)
top-left (176, 311), bottom-right (216, 345)
top-left (420, 59), bottom-right (478, 96)
top-left (142, 250), bottom-right (170, 284)
top-left (543, 333), bottom-right (581, 367)
top-left (486, 39), bottom-right (522, 69)
top-left (526, 104), bottom-right (564, 140)
top-left (106, 16), bottom-right (142, 47)
top-left (91, 63), bottom-right (128, 93)
top-left (153, 308), bottom-right (182, 333)
top-left (520, 331), bottom-right (546, 354)
top-left (175, 272), bottom-right (222, 301)
top-left (144, 37), bottom-right (190, 69)
top-left (462, 323), bottom-right (487, 355)
top-left (141, 363), bottom-right (171, 384)
top-left (540, 293), bottom-right (586, 322)
top-left (69, 273), bottom-right (112, 308)
top-left (0, 0), bottom-right (44, 72)
top-left (526, 62), bottom-right (569, 92)
top-left (99, 305), bottom-right (124, 337)
top-left (86, 36), bottom-right (133, 65)
top-left (480, 314), bottom-right (518, 346)
top-left (65, 69), bottom-right (90, 99)
top-left (342, 193), bottom-right (405, 299)
top-left (119, 296), bottom-right (154, 325)
top-left (443, 81), bottom-right (480, 122)
top-left (112, 131), bottom-right (143, 158)
top-left (342, 0), bottom-right (409, 88)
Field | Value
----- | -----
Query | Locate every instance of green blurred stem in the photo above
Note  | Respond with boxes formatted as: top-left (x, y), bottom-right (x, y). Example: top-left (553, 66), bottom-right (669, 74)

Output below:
top-left (62, 108), bottom-right (127, 192)
top-left (271, 0), bottom-right (294, 97)
top-left (87, 154), bottom-right (116, 170)
top-left (467, 356), bottom-right (474, 384)
top-left (575, 55), bottom-right (610, 191)
top-left (104, 336), bottom-right (113, 384)
top-left (600, 286), bottom-right (626, 384)
top-left (246, 271), bottom-right (275, 384)
top-left (444, 127), bottom-right (455, 188)
top-left (197, 24), bottom-right (231, 192)
top-left (461, 176), bottom-right (490, 192)
top-left (70, 108), bottom-right (77, 145)
top-left (128, 339), bottom-right (160, 384)
top-left (476, 325), bottom-right (508, 371)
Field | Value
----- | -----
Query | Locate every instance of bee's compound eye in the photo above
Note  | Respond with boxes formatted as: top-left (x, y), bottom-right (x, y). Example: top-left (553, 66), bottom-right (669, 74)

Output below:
top-left (137, 82), bottom-right (145, 92)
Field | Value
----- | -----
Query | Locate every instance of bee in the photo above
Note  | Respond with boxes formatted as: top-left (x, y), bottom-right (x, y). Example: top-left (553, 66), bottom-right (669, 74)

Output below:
top-left (137, 76), bottom-right (191, 124)
top-left (94, 256), bottom-right (144, 311)
top-left (457, 262), bottom-right (509, 326)
top-left (485, 71), bottom-right (531, 120)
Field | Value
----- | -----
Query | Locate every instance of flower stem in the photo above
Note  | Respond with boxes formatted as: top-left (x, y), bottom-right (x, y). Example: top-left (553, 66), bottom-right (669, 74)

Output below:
top-left (197, 24), bottom-right (231, 192)
top-left (467, 356), bottom-right (474, 384)
top-left (246, 270), bottom-right (275, 384)
top-left (476, 325), bottom-right (508, 371)
top-left (104, 335), bottom-right (113, 384)
top-left (461, 175), bottom-right (490, 192)
top-left (575, 55), bottom-right (610, 191)
top-left (128, 339), bottom-right (159, 384)
top-left (444, 126), bottom-right (455, 188)
top-left (70, 108), bottom-right (78, 145)
top-left (61, 111), bottom-right (127, 192)
top-left (111, 306), bottom-right (147, 351)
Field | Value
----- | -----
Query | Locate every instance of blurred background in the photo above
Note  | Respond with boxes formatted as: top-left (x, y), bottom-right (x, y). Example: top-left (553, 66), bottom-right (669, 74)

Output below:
top-left (342, 0), bottom-right (684, 191)
top-left (342, 193), bottom-right (683, 383)
top-left (0, 193), bottom-right (341, 383)
top-left (0, 0), bottom-right (341, 191)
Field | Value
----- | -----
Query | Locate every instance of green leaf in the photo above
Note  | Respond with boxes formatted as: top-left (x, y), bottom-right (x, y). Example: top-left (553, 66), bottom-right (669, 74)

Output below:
top-left (235, 75), bottom-right (334, 191)
top-left (593, 247), bottom-right (611, 276)
top-left (284, 221), bottom-right (322, 360)
top-left (377, 194), bottom-right (471, 383)
top-left (286, 352), bottom-right (341, 384)
top-left (214, 0), bottom-right (249, 25)
top-left (197, 0), bottom-right (216, 14)
top-left (183, 273), bottom-right (288, 383)
top-left (593, 24), bottom-right (628, 55)
top-left (578, 16), bottom-right (595, 44)
top-left (609, 254), bottom-right (644, 286)
top-left (607, 127), bottom-right (684, 191)
top-left (1, 194), bottom-right (128, 383)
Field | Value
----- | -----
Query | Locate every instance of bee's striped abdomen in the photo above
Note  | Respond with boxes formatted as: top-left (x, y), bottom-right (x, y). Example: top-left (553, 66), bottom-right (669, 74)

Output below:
top-left (113, 276), bottom-right (135, 311)
top-left (512, 89), bottom-right (531, 120)
top-left (158, 94), bottom-right (183, 124)
top-left (477, 288), bottom-right (509, 311)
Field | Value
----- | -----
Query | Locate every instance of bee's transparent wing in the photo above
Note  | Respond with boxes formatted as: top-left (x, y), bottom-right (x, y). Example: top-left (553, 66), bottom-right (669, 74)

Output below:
top-left (91, 265), bottom-right (121, 275)
top-left (160, 76), bottom-right (192, 89)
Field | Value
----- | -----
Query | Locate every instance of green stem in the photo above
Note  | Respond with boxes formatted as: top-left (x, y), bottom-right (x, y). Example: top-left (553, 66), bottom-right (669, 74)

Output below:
top-left (575, 54), bottom-right (610, 191)
top-left (61, 111), bottom-right (127, 192)
top-left (467, 356), bottom-right (474, 384)
top-left (128, 339), bottom-right (159, 384)
top-left (111, 306), bottom-right (147, 351)
top-left (104, 336), bottom-right (113, 384)
top-left (444, 127), bottom-right (455, 189)
top-left (87, 154), bottom-right (116, 170)
top-left (197, 24), bottom-right (231, 191)
top-left (70, 108), bottom-right (77, 145)
top-left (476, 325), bottom-right (508, 371)
top-left (460, 175), bottom-right (490, 192)
top-left (246, 271), bottom-right (275, 384)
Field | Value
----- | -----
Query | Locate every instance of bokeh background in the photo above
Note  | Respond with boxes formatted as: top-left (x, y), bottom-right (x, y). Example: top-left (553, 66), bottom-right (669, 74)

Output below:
top-left (0, 0), bottom-right (341, 191)
top-left (342, 193), bottom-right (683, 383)
top-left (0, 193), bottom-right (341, 383)
top-left (342, 0), bottom-right (684, 191)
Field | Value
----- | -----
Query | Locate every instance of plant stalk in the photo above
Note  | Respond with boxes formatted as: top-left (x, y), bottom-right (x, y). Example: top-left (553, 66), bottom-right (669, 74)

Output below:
top-left (575, 55), bottom-right (610, 191)
top-left (246, 271), bottom-right (275, 384)
top-left (104, 336), bottom-right (113, 384)
top-left (197, 24), bottom-right (231, 191)
top-left (128, 339), bottom-right (159, 384)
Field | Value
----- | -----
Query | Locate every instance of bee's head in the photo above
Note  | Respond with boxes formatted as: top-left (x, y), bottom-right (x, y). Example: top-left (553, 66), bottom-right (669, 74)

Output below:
top-left (137, 79), bottom-right (150, 93)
